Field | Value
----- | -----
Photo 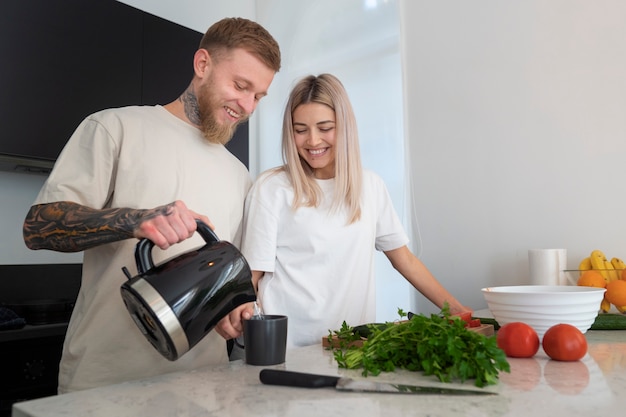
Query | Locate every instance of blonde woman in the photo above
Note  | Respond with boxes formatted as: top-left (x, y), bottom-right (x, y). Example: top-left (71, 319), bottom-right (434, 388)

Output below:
top-left (219, 74), bottom-right (469, 348)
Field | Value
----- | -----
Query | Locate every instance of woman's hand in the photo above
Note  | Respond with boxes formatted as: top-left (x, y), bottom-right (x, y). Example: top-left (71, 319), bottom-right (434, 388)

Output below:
top-left (215, 302), bottom-right (256, 340)
top-left (215, 270), bottom-right (266, 340)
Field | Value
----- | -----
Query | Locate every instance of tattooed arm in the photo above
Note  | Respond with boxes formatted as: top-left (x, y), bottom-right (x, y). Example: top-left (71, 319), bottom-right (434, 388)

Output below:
top-left (23, 200), bottom-right (213, 252)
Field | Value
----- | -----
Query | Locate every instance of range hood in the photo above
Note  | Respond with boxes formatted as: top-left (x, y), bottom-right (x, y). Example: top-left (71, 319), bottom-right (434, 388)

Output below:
top-left (0, 155), bottom-right (54, 176)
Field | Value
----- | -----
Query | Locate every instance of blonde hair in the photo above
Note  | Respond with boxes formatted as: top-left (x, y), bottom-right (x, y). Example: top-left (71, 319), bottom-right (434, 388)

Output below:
top-left (279, 74), bottom-right (362, 224)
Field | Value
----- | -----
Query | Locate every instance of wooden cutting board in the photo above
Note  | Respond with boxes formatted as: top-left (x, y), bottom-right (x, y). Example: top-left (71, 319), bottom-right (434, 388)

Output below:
top-left (322, 322), bottom-right (495, 348)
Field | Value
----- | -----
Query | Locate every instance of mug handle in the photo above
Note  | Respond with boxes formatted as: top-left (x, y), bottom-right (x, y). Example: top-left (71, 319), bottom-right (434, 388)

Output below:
top-left (234, 335), bottom-right (245, 349)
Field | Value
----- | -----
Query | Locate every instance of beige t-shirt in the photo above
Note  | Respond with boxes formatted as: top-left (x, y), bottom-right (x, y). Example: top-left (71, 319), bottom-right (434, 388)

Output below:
top-left (34, 105), bottom-right (252, 392)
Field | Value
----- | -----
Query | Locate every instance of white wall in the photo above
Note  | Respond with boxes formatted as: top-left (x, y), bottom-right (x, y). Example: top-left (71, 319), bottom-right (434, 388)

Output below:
top-left (400, 0), bottom-right (626, 312)
top-left (0, 172), bottom-right (83, 264)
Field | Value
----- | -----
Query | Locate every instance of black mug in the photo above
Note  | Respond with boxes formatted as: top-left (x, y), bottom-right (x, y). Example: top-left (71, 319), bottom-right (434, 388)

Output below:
top-left (239, 315), bottom-right (288, 365)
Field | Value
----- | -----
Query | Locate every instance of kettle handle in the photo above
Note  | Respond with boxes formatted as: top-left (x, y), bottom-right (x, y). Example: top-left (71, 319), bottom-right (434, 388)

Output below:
top-left (134, 219), bottom-right (220, 275)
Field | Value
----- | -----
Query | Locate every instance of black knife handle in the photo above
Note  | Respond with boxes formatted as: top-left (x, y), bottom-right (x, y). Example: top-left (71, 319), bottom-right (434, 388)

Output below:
top-left (260, 369), bottom-right (340, 388)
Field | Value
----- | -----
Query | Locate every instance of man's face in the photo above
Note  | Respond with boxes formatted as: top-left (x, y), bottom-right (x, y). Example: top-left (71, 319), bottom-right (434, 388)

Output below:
top-left (197, 48), bottom-right (275, 144)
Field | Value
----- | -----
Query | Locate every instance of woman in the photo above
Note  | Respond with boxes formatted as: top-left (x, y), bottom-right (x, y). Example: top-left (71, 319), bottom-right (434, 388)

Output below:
top-left (224, 74), bottom-right (468, 348)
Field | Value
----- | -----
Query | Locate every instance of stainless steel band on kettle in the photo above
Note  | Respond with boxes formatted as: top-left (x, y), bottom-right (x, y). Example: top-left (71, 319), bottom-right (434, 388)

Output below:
top-left (128, 278), bottom-right (189, 357)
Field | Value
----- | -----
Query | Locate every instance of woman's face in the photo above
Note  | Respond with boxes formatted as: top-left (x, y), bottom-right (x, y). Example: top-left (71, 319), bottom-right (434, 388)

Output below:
top-left (293, 103), bottom-right (336, 179)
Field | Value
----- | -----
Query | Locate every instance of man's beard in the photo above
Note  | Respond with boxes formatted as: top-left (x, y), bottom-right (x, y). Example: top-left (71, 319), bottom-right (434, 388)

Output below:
top-left (198, 82), bottom-right (246, 145)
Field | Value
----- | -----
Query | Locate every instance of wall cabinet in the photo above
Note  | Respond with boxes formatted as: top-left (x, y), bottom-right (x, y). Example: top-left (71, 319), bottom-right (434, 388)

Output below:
top-left (0, 0), bottom-right (248, 173)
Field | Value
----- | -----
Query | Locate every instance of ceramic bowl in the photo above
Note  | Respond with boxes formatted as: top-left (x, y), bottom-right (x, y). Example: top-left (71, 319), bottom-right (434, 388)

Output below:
top-left (481, 285), bottom-right (606, 339)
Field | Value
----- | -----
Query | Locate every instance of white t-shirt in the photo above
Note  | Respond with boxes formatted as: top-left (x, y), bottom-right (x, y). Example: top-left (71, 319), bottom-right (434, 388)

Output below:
top-left (33, 105), bottom-right (252, 392)
top-left (242, 169), bottom-right (408, 348)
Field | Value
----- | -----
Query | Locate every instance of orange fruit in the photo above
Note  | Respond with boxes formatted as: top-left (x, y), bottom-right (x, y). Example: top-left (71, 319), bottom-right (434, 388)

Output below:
top-left (605, 280), bottom-right (626, 307)
top-left (577, 270), bottom-right (606, 288)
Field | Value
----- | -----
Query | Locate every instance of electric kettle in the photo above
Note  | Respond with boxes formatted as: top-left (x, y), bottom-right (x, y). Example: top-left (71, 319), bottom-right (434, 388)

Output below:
top-left (120, 220), bottom-right (255, 361)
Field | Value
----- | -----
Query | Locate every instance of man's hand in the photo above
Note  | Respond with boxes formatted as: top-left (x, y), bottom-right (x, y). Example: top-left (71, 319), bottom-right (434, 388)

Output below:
top-left (133, 200), bottom-right (214, 250)
top-left (215, 303), bottom-right (255, 340)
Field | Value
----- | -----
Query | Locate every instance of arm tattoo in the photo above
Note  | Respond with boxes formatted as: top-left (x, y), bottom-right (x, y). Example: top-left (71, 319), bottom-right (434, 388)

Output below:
top-left (179, 86), bottom-right (201, 126)
top-left (23, 201), bottom-right (173, 252)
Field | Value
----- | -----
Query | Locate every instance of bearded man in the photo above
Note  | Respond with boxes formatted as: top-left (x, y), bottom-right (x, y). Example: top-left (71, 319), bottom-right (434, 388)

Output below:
top-left (22, 17), bottom-right (281, 393)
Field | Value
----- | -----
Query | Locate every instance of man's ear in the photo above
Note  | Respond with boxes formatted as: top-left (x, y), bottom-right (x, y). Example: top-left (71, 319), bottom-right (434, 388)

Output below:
top-left (193, 49), bottom-right (212, 78)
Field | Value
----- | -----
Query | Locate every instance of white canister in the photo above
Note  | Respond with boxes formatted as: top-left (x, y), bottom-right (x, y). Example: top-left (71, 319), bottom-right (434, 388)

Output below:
top-left (528, 249), bottom-right (567, 286)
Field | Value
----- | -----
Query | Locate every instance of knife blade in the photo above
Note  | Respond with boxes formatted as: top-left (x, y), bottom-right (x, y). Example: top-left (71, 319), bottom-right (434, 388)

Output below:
top-left (259, 369), bottom-right (496, 396)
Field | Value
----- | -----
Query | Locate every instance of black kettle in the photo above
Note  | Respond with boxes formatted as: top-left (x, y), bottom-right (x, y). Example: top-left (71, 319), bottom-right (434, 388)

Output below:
top-left (120, 220), bottom-right (255, 361)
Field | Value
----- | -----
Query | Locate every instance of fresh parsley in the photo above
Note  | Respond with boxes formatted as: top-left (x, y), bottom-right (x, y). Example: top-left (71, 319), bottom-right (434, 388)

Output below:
top-left (328, 307), bottom-right (510, 387)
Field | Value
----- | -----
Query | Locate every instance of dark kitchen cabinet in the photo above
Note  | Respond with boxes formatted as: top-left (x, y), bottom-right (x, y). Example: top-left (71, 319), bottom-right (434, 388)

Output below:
top-left (0, 330), bottom-right (67, 416)
top-left (0, 265), bottom-right (81, 416)
top-left (0, 0), bottom-right (248, 174)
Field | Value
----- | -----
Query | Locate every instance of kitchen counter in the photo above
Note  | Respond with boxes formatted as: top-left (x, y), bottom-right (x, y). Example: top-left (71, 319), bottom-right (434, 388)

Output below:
top-left (12, 330), bottom-right (626, 417)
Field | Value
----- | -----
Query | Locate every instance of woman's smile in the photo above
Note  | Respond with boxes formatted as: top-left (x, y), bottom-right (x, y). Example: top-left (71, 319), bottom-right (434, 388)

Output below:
top-left (307, 147), bottom-right (329, 156)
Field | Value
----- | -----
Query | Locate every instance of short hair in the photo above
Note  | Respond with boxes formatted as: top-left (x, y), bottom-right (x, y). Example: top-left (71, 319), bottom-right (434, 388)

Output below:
top-left (280, 74), bottom-right (362, 224)
top-left (199, 17), bottom-right (281, 72)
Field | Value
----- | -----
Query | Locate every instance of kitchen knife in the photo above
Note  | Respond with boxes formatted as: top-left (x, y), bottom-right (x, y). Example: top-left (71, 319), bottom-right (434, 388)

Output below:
top-left (259, 369), bottom-right (496, 396)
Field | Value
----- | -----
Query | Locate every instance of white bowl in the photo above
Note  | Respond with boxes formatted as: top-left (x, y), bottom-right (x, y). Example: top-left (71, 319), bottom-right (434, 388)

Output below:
top-left (481, 285), bottom-right (606, 339)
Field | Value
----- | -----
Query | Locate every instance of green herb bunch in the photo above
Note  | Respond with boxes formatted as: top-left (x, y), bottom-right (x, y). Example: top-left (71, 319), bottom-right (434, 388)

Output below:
top-left (328, 307), bottom-right (510, 387)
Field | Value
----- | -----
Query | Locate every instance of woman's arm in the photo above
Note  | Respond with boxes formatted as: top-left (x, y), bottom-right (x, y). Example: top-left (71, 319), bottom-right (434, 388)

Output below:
top-left (384, 245), bottom-right (470, 315)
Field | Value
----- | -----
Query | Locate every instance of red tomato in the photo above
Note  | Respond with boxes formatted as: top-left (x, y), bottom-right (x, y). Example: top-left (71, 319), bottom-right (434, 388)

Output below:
top-left (450, 312), bottom-right (483, 328)
top-left (452, 311), bottom-right (472, 324)
top-left (467, 318), bottom-right (482, 328)
top-left (496, 322), bottom-right (540, 358)
top-left (542, 324), bottom-right (588, 361)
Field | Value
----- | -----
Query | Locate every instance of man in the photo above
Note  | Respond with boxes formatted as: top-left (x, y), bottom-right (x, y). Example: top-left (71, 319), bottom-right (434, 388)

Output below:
top-left (22, 17), bottom-right (281, 393)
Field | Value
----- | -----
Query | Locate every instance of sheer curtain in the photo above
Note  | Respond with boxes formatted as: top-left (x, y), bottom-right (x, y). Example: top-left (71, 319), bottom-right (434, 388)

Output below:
top-left (254, 0), bottom-right (416, 322)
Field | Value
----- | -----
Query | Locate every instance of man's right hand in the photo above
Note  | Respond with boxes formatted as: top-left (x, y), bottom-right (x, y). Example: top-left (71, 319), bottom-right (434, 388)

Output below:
top-left (133, 200), bottom-right (213, 250)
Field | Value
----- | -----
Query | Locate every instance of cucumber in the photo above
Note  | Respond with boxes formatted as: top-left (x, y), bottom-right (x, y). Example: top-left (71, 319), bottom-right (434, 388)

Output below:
top-left (477, 317), bottom-right (500, 330)
top-left (590, 313), bottom-right (626, 330)
top-left (352, 322), bottom-right (392, 338)
top-left (478, 314), bottom-right (626, 331)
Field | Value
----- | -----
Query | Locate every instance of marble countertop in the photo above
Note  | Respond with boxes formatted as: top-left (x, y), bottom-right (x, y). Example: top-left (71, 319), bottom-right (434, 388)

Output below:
top-left (12, 330), bottom-right (626, 417)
